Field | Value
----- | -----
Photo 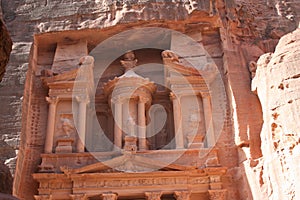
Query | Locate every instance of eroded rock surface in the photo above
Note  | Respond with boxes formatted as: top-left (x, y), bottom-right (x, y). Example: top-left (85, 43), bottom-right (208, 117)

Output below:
top-left (251, 26), bottom-right (300, 200)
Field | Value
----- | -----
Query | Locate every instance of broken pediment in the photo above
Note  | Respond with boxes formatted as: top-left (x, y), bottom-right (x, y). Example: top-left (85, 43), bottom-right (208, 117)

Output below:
top-left (60, 154), bottom-right (198, 174)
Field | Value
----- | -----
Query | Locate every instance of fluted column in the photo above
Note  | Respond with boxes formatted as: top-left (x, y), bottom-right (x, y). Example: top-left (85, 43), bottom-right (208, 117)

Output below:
top-left (138, 97), bottom-right (147, 150)
top-left (113, 98), bottom-right (123, 150)
top-left (102, 193), bottom-right (118, 200)
top-left (76, 96), bottom-right (89, 152)
top-left (174, 191), bottom-right (190, 200)
top-left (145, 191), bottom-right (162, 200)
top-left (44, 96), bottom-right (59, 153)
top-left (202, 94), bottom-right (215, 147)
top-left (170, 93), bottom-right (184, 149)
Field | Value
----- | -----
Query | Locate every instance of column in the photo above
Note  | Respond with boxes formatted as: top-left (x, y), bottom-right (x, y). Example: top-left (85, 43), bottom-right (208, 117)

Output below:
top-left (138, 97), bottom-right (147, 150)
top-left (113, 98), bottom-right (123, 150)
top-left (174, 191), bottom-right (190, 200)
top-left (170, 93), bottom-right (184, 149)
top-left (102, 193), bottom-right (118, 200)
top-left (208, 190), bottom-right (227, 200)
top-left (44, 96), bottom-right (58, 153)
top-left (76, 96), bottom-right (89, 152)
top-left (202, 95), bottom-right (215, 147)
top-left (145, 191), bottom-right (162, 200)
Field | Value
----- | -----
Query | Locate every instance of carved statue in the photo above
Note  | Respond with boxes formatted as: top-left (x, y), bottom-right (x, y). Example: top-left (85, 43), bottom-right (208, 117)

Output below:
top-left (120, 51), bottom-right (138, 72)
top-left (61, 118), bottom-right (76, 138)
top-left (55, 117), bottom-right (77, 153)
top-left (161, 50), bottom-right (179, 62)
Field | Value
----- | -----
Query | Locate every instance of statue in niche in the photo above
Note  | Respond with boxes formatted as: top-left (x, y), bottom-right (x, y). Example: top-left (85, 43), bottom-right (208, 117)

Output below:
top-left (59, 118), bottom-right (76, 138)
top-left (55, 116), bottom-right (77, 153)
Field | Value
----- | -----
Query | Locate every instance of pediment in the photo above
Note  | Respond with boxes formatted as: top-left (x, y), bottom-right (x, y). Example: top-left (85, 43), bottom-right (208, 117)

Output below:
top-left (60, 154), bottom-right (197, 174)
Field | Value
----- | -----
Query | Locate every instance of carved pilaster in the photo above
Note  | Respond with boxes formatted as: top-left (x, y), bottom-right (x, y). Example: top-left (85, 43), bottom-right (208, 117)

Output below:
top-left (202, 95), bottom-right (215, 147)
top-left (44, 96), bottom-right (59, 153)
top-left (174, 191), bottom-right (190, 200)
top-left (145, 191), bottom-right (162, 200)
top-left (102, 193), bottom-right (118, 200)
top-left (208, 190), bottom-right (227, 200)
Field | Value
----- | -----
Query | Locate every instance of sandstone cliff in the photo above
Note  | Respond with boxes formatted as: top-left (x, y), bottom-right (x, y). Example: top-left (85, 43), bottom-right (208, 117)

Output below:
top-left (251, 26), bottom-right (300, 200)
top-left (0, 2), bottom-right (13, 195)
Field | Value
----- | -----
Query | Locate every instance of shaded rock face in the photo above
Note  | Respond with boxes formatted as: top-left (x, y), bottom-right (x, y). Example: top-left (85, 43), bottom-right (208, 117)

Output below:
top-left (0, 3), bottom-right (13, 195)
top-left (0, 18), bottom-right (12, 82)
top-left (0, 162), bottom-right (13, 194)
top-left (251, 27), bottom-right (300, 200)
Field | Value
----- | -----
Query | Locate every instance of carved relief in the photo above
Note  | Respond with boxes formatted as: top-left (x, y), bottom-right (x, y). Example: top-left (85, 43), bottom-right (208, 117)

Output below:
top-left (174, 190), bottom-right (190, 200)
top-left (55, 114), bottom-right (77, 153)
top-left (120, 51), bottom-right (138, 72)
top-left (145, 191), bottom-right (162, 200)
top-left (102, 193), bottom-right (118, 200)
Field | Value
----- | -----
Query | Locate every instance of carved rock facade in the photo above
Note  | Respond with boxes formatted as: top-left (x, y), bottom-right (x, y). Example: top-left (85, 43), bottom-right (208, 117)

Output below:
top-left (0, 0), bottom-right (298, 200)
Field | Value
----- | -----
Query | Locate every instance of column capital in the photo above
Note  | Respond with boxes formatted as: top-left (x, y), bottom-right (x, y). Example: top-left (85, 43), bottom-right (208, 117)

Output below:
top-left (174, 190), bottom-right (190, 200)
top-left (111, 96), bottom-right (124, 104)
top-left (139, 96), bottom-right (150, 104)
top-left (102, 192), bottom-right (118, 200)
top-left (34, 195), bottom-right (52, 200)
top-left (208, 190), bottom-right (227, 200)
top-left (201, 92), bottom-right (211, 98)
top-left (70, 194), bottom-right (87, 200)
top-left (145, 191), bottom-right (162, 200)
top-left (170, 92), bottom-right (179, 100)
top-left (75, 95), bottom-right (90, 104)
top-left (46, 96), bottom-right (59, 105)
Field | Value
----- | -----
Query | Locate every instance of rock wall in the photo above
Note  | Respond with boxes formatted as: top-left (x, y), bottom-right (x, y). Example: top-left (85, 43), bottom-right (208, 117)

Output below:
top-left (251, 26), bottom-right (300, 200)
top-left (0, 2), bottom-right (13, 195)
top-left (0, 0), bottom-right (299, 199)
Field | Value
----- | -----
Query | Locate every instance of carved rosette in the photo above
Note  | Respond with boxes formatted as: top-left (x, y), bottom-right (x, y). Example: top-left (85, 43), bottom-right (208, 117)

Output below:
top-left (145, 191), bottom-right (162, 200)
top-left (208, 190), bottom-right (227, 200)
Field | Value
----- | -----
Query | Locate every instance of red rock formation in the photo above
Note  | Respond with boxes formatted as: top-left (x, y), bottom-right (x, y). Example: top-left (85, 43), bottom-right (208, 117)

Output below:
top-left (0, 0), bottom-right (298, 199)
top-left (251, 26), bottom-right (300, 200)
